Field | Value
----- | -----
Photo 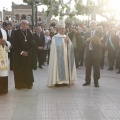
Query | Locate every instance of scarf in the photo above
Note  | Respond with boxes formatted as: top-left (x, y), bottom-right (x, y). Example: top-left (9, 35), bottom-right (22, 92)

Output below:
top-left (109, 36), bottom-right (116, 51)
top-left (0, 29), bottom-right (8, 70)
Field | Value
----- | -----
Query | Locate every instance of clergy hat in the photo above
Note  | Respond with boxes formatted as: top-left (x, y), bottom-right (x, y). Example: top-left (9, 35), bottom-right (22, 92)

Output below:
top-left (56, 20), bottom-right (65, 28)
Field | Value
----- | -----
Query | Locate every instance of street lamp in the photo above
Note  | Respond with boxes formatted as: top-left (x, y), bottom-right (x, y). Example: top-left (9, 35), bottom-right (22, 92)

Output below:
top-left (25, 0), bottom-right (43, 31)
top-left (35, 0), bottom-right (43, 27)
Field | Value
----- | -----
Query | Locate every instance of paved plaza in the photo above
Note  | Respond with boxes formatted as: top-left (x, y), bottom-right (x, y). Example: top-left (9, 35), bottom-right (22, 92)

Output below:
top-left (0, 64), bottom-right (120, 120)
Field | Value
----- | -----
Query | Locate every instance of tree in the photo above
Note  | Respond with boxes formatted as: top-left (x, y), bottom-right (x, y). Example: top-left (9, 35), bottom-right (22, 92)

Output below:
top-left (23, 0), bottom-right (43, 5)
top-left (44, 0), bottom-right (75, 28)
top-left (75, 0), bottom-right (118, 21)
top-left (23, 0), bottom-right (44, 30)
top-left (23, 0), bottom-right (76, 28)
top-left (93, 0), bottom-right (117, 21)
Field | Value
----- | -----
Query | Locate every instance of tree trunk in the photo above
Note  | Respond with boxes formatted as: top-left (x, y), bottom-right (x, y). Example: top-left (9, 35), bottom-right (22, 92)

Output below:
top-left (46, 9), bottom-right (54, 29)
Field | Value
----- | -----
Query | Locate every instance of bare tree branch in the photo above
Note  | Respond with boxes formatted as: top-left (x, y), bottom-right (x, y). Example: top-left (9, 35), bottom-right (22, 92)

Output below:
top-left (97, 12), bottom-right (109, 20)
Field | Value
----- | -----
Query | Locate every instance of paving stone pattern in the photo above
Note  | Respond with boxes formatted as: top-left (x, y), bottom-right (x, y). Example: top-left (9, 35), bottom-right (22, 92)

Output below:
top-left (0, 65), bottom-right (120, 120)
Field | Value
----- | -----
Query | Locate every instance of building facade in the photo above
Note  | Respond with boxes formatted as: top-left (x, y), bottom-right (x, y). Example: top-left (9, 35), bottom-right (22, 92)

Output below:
top-left (3, 2), bottom-right (45, 22)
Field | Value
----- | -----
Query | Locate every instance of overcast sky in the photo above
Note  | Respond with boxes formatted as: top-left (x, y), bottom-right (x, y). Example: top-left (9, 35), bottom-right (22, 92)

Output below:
top-left (0, 0), bottom-right (45, 12)
top-left (0, 0), bottom-right (25, 11)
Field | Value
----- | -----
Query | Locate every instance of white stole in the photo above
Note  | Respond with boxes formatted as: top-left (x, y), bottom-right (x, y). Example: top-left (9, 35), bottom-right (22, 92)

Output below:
top-left (0, 28), bottom-right (8, 70)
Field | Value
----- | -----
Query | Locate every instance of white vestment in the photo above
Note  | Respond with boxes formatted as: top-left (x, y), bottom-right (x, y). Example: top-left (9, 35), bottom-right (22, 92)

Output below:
top-left (0, 28), bottom-right (11, 76)
top-left (48, 33), bottom-right (77, 87)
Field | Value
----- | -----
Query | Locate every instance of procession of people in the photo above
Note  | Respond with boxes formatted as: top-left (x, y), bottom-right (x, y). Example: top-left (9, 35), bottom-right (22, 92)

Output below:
top-left (1, 18), bottom-right (120, 94)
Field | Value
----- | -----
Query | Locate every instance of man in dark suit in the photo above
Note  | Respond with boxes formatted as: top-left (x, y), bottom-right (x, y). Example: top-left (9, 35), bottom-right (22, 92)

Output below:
top-left (83, 21), bottom-right (103, 87)
top-left (6, 23), bottom-right (14, 70)
top-left (33, 26), bottom-right (45, 69)
top-left (106, 28), bottom-right (119, 71)
top-left (78, 27), bottom-right (86, 66)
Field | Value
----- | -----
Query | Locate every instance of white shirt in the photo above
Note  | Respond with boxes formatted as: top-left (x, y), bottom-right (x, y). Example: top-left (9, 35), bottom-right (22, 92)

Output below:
top-left (8, 30), bottom-right (12, 37)
top-left (43, 35), bottom-right (51, 50)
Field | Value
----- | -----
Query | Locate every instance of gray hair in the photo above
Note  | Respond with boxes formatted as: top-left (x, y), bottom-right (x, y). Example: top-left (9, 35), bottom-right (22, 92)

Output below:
top-left (89, 20), bottom-right (97, 27)
top-left (20, 20), bottom-right (29, 24)
top-left (44, 30), bottom-right (49, 33)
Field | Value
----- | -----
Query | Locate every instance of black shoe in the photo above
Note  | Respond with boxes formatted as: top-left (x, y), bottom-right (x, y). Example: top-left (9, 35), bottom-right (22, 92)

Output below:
top-left (110, 68), bottom-right (113, 71)
top-left (43, 63), bottom-right (46, 66)
top-left (27, 86), bottom-right (32, 89)
top-left (15, 87), bottom-right (22, 90)
top-left (62, 83), bottom-right (68, 86)
top-left (55, 84), bottom-right (61, 87)
top-left (95, 84), bottom-right (99, 87)
top-left (10, 67), bottom-right (13, 71)
top-left (117, 71), bottom-right (120, 74)
top-left (80, 63), bottom-right (83, 66)
top-left (76, 65), bottom-right (80, 69)
top-left (108, 67), bottom-right (111, 70)
top-left (0, 91), bottom-right (8, 94)
top-left (83, 82), bottom-right (90, 86)
top-left (39, 66), bottom-right (43, 69)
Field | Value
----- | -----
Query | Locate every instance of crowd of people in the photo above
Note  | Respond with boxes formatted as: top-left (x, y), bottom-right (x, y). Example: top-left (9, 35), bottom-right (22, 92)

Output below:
top-left (0, 19), bottom-right (120, 94)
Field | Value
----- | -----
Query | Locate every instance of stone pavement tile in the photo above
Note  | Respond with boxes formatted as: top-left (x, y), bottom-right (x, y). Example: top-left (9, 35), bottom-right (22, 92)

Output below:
top-left (65, 104), bottom-right (78, 110)
top-left (115, 104), bottom-right (120, 109)
top-left (57, 104), bottom-right (67, 110)
top-left (92, 97), bottom-right (113, 104)
top-left (36, 118), bottom-right (83, 120)
top-left (101, 110), bottom-right (120, 118)
top-left (67, 110), bottom-right (81, 118)
top-left (108, 96), bottom-right (120, 104)
top-left (2, 65), bottom-right (120, 120)
top-left (0, 110), bottom-right (14, 119)
top-left (106, 118), bottom-right (120, 120)
top-left (12, 110), bottom-right (36, 119)
top-left (12, 118), bottom-right (35, 120)
top-left (96, 103), bottom-right (119, 110)
top-left (0, 104), bottom-right (16, 111)
top-left (58, 110), bottom-right (69, 119)
top-left (36, 119), bottom-right (59, 120)
top-left (73, 93), bottom-right (91, 98)
top-left (0, 119), bottom-right (11, 120)
top-left (80, 109), bottom-right (104, 118)
top-left (82, 118), bottom-right (106, 120)
top-left (36, 110), bottom-right (58, 119)
top-left (48, 111), bottom-right (59, 119)
top-left (65, 118), bottom-right (82, 120)
top-left (37, 103), bottom-right (58, 111)
top-left (77, 103), bottom-right (99, 109)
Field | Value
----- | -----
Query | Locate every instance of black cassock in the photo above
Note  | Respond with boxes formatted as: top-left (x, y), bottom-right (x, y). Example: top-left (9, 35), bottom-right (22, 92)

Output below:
top-left (13, 28), bottom-right (35, 88)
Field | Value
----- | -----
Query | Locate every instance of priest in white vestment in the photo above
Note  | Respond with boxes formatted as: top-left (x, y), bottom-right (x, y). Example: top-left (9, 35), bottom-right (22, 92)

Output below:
top-left (48, 21), bottom-right (77, 87)
top-left (0, 21), bottom-right (11, 94)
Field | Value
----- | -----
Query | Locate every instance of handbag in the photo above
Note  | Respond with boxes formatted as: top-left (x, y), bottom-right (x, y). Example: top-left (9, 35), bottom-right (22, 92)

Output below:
top-left (28, 49), bottom-right (37, 70)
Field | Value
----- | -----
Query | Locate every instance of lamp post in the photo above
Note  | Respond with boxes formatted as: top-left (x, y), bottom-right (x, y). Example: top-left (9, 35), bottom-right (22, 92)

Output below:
top-left (86, 0), bottom-right (90, 27)
top-left (32, 2), bottom-right (35, 31)
top-left (25, 0), bottom-right (43, 31)
top-left (25, 0), bottom-right (35, 31)
top-left (35, 6), bottom-right (38, 27)
top-left (35, 0), bottom-right (43, 27)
